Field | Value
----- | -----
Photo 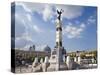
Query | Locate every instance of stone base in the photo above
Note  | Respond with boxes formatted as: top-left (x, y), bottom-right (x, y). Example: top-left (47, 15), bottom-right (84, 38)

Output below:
top-left (59, 62), bottom-right (68, 70)
top-left (47, 62), bottom-right (68, 71)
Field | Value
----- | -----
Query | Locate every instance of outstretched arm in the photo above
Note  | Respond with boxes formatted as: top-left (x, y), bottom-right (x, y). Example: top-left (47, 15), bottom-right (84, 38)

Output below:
top-left (57, 10), bottom-right (59, 14)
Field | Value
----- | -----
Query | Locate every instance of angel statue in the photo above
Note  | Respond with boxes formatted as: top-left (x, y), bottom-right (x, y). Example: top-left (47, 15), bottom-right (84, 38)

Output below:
top-left (57, 9), bottom-right (64, 20)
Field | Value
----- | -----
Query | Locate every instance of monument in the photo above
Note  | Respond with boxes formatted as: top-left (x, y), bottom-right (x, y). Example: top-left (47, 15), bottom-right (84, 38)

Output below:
top-left (47, 9), bottom-right (67, 71)
top-left (29, 9), bottom-right (81, 72)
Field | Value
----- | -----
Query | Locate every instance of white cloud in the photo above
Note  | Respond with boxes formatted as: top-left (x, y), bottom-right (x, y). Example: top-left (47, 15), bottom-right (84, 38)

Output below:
top-left (14, 2), bottom-right (86, 49)
top-left (19, 3), bottom-right (54, 22)
top-left (15, 31), bottom-right (34, 49)
top-left (15, 5), bottom-right (43, 33)
top-left (26, 14), bottom-right (32, 22)
top-left (56, 5), bottom-right (84, 19)
top-left (16, 13), bottom-right (42, 34)
top-left (42, 5), bottom-right (54, 21)
top-left (33, 25), bottom-right (43, 33)
top-left (36, 44), bottom-right (47, 51)
top-left (14, 3), bottom-right (45, 49)
top-left (16, 2), bottom-right (32, 13)
top-left (41, 5), bottom-right (84, 21)
top-left (15, 31), bottom-right (33, 42)
top-left (15, 13), bottom-right (18, 18)
top-left (80, 23), bottom-right (85, 28)
top-left (15, 2), bottom-right (55, 22)
top-left (16, 2), bottom-right (84, 22)
top-left (63, 23), bottom-right (85, 39)
top-left (22, 44), bottom-right (32, 50)
top-left (87, 15), bottom-right (96, 25)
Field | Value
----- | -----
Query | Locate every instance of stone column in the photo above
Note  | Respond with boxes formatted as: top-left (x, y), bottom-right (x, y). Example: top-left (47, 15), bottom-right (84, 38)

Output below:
top-left (74, 57), bottom-right (77, 62)
top-left (40, 58), bottom-right (43, 63)
top-left (78, 56), bottom-right (81, 64)
top-left (32, 57), bottom-right (38, 67)
top-left (56, 19), bottom-right (62, 48)
top-left (44, 56), bottom-right (49, 63)
top-left (34, 57), bottom-right (38, 62)
top-left (55, 18), bottom-right (63, 71)
top-left (66, 56), bottom-right (71, 69)
top-left (63, 55), bottom-right (66, 62)
top-left (32, 57), bottom-right (38, 72)
top-left (43, 56), bottom-right (49, 72)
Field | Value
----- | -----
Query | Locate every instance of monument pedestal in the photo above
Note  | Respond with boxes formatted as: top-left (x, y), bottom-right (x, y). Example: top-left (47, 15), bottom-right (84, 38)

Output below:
top-left (47, 47), bottom-right (68, 71)
top-left (47, 62), bottom-right (68, 71)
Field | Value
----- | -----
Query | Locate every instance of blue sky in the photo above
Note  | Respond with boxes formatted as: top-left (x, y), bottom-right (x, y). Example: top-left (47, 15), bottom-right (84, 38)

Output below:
top-left (11, 2), bottom-right (97, 51)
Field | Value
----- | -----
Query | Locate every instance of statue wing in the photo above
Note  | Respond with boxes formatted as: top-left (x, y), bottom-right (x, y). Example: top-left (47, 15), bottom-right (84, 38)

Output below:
top-left (57, 10), bottom-right (60, 14)
top-left (61, 9), bottom-right (63, 12)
